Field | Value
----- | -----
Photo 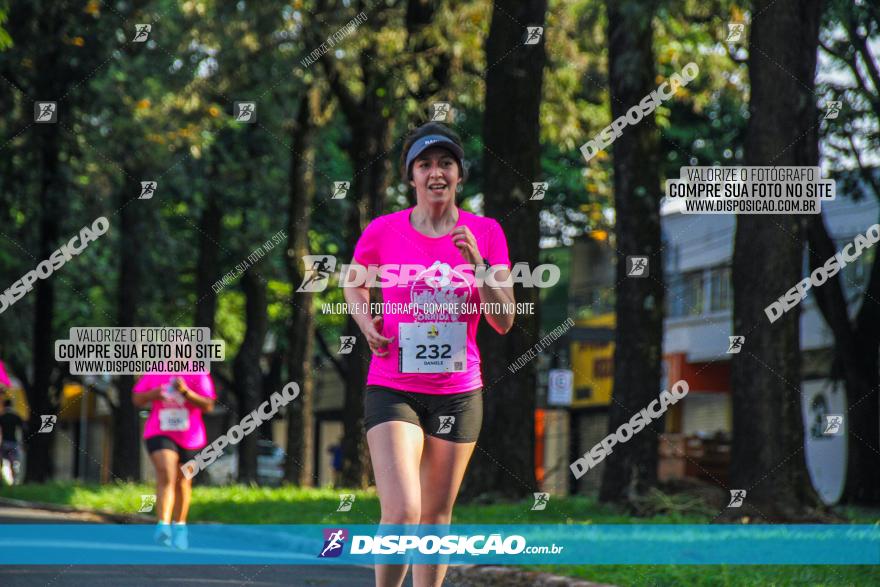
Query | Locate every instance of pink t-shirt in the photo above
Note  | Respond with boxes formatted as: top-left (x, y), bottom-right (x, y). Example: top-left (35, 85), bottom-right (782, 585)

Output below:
top-left (353, 207), bottom-right (511, 395)
top-left (133, 372), bottom-right (216, 450)
top-left (0, 360), bottom-right (11, 387)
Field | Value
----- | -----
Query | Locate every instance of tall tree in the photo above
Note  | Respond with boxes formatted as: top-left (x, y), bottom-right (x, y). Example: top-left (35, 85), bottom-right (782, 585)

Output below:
top-left (284, 86), bottom-right (328, 486)
top-left (111, 169), bottom-right (144, 481)
top-left (322, 42), bottom-right (396, 490)
top-left (810, 0), bottom-right (880, 504)
top-left (463, 0), bottom-right (548, 499)
top-left (0, 0), bottom-right (149, 481)
top-left (233, 269), bottom-right (269, 483)
top-left (730, 0), bottom-right (823, 517)
top-left (598, 0), bottom-right (665, 504)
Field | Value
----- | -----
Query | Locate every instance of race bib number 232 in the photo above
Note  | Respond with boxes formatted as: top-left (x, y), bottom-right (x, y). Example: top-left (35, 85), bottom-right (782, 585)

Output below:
top-left (398, 323), bottom-right (466, 373)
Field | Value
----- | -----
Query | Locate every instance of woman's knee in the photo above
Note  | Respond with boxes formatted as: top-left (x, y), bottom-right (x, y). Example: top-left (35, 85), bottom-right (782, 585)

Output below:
top-left (155, 471), bottom-right (174, 490)
top-left (381, 501), bottom-right (421, 524)
top-left (419, 511), bottom-right (452, 525)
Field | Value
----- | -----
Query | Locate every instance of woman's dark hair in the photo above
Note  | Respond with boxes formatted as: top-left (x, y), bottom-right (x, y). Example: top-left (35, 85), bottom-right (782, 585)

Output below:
top-left (399, 122), bottom-right (467, 182)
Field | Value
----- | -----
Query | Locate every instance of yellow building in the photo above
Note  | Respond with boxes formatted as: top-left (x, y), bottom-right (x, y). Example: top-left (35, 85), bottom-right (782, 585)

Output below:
top-left (569, 312), bottom-right (615, 408)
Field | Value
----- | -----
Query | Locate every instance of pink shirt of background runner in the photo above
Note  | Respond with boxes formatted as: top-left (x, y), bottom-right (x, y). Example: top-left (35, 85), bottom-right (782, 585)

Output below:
top-left (133, 372), bottom-right (216, 450)
top-left (353, 207), bottom-right (511, 395)
top-left (0, 360), bottom-right (11, 387)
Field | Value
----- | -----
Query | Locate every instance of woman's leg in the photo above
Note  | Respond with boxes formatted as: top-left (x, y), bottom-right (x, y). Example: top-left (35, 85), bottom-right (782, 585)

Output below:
top-left (412, 437), bottom-right (476, 587)
top-left (150, 449), bottom-right (178, 523)
top-left (367, 421), bottom-right (425, 587)
top-left (172, 465), bottom-right (192, 523)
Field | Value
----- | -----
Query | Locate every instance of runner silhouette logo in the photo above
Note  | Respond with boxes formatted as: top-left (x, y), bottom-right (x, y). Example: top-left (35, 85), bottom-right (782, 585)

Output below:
top-left (436, 415), bottom-right (455, 435)
top-left (38, 415), bottom-right (56, 433)
top-left (298, 255), bottom-right (337, 292)
top-left (318, 528), bottom-right (348, 558)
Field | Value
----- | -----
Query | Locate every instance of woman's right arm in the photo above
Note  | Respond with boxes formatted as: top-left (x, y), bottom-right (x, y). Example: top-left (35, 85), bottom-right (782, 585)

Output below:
top-left (131, 387), bottom-right (163, 408)
top-left (343, 277), bottom-right (371, 331)
top-left (343, 263), bottom-right (393, 356)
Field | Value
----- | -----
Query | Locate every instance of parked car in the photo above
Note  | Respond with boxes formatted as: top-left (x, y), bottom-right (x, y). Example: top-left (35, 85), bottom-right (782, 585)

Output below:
top-left (202, 439), bottom-right (285, 486)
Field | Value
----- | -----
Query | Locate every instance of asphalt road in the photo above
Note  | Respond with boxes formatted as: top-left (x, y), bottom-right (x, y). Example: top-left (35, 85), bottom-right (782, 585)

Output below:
top-left (0, 506), bottom-right (378, 587)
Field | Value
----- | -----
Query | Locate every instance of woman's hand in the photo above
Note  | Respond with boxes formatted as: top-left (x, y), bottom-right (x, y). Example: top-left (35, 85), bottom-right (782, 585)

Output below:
top-left (173, 377), bottom-right (191, 399)
top-left (450, 226), bottom-right (482, 267)
top-left (363, 315), bottom-right (395, 357)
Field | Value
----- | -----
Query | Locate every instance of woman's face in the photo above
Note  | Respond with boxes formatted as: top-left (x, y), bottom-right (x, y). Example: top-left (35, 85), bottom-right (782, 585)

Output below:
top-left (410, 146), bottom-right (461, 205)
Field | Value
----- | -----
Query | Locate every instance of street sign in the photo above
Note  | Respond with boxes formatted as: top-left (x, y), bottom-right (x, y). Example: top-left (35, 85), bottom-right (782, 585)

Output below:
top-left (547, 369), bottom-right (573, 406)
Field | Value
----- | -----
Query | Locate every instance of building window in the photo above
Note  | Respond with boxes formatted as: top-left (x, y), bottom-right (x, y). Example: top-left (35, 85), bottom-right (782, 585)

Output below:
top-left (668, 271), bottom-right (704, 317)
top-left (709, 266), bottom-right (732, 312)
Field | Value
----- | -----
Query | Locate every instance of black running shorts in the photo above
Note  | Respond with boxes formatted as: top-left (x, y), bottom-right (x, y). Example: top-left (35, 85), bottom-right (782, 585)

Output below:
top-left (145, 435), bottom-right (199, 462)
top-left (364, 385), bottom-right (483, 443)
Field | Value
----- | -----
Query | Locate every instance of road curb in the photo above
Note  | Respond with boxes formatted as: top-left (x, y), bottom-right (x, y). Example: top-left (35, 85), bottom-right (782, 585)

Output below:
top-left (447, 565), bottom-right (618, 586)
top-left (0, 496), bottom-right (159, 524)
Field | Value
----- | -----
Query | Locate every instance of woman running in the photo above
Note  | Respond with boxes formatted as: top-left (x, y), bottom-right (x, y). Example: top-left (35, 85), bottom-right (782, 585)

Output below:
top-left (344, 121), bottom-right (515, 586)
top-left (132, 370), bottom-right (215, 549)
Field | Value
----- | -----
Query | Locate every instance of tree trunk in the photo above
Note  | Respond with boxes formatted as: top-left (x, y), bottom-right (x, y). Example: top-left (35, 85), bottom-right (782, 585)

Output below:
top-left (111, 176), bottom-right (143, 481)
top-left (25, 119), bottom-right (61, 483)
top-left (233, 270), bottom-right (268, 483)
top-left (195, 173), bottom-right (222, 331)
top-left (806, 213), bottom-right (880, 504)
top-left (729, 0), bottom-right (822, 518)
top-left (459, 0), bottom-right (547, 500)
top-left (598, 0), bottom-right (664, 504)
top-left (285, 90), bottom-right (318, 486)
top-left (324, 46), bottom-right (395, 488)
top-left (338, 112), bottom-right (394, 488)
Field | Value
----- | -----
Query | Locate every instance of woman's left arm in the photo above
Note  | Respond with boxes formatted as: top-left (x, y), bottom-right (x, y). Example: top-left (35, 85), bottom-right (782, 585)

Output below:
top-left (451, 226), bottom-right (516, 335)
top-left (175, 379), bottom-right (215, 412)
